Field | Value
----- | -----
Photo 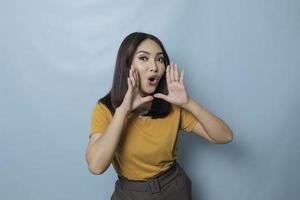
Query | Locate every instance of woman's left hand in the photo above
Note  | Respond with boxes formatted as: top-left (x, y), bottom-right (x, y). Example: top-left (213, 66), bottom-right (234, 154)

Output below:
top-left (154, 63), bottom-right (190, 106)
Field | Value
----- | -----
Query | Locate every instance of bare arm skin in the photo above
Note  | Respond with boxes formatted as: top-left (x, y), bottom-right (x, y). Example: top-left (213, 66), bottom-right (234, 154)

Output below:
top-left (153, 63), bottom-right (233, 144)
top-left (85, 108), bottom-right (128, 175)
top-left (85, 65), bottom-right (154, 175)
top-left (182, 97), bottom-right (233, 144)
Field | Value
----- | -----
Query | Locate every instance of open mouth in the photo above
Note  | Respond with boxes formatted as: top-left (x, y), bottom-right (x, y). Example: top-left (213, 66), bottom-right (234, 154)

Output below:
top-left (148, 77), bottom-right (157, 85)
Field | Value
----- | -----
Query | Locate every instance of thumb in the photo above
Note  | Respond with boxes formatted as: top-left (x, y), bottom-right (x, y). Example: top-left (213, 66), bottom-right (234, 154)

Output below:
top-left (141, 95), bottom-right (154, 103)
top-left (153, 93), bottom-right (169, 101)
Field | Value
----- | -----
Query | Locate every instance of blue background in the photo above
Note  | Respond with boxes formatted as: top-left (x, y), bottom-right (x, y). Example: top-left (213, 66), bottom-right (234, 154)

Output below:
top-left (1, 0), bottom-right (299, 199)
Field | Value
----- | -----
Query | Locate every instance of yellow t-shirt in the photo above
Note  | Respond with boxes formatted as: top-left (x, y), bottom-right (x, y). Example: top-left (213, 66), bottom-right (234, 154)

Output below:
top-left (89, 102), bottom-right (197, 180)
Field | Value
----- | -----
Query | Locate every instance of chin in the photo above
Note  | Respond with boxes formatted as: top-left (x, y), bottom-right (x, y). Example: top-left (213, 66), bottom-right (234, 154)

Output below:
top-left (141, 87), bottom-right (157, 96)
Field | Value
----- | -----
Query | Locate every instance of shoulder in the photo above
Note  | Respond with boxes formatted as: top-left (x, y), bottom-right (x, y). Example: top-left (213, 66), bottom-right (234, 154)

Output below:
top-left (170, 103), bottom-right (181, 114)
top-left (169, 103), bottom-right (193, 120)
top-left (93, 102), bottom-right (113, 119)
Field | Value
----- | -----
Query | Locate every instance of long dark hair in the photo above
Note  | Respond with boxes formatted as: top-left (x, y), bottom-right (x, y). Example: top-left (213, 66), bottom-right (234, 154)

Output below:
top-left (98, 32), bottom-right (172, 119)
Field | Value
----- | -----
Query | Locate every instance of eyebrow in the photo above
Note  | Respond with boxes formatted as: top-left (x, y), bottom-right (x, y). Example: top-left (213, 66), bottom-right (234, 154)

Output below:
top-left (136, 50), bottom-right (164, 55)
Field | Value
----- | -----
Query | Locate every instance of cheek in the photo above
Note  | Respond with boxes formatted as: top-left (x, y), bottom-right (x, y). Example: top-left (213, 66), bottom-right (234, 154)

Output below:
top-left (135, 66), bottom-right (147, 76)
top-left (135, 70), bottom-right (146, 84)
top-left (137, 61), bottom-right (148, 69)
top-left (159, 64), bottom-right (166, 74)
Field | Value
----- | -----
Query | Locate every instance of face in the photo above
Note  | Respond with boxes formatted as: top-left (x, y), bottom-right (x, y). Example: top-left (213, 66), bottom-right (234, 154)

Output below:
top-left (132, 38), bottom-right (166, 96)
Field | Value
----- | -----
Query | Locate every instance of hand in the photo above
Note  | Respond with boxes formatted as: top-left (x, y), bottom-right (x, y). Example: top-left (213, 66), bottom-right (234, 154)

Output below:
top-left (153, 63), bottom-right (190, 106)
top-left (118, 65), bottom-right (154, 115)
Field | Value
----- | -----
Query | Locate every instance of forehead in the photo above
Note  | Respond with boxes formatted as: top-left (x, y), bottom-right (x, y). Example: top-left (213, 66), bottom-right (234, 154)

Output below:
top-left (136, 38), bottom-right (163, 53)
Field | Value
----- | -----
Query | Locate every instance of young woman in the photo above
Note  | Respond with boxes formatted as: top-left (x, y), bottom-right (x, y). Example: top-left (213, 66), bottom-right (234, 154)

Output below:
top-left (85, 32), bottom-right (233, 200)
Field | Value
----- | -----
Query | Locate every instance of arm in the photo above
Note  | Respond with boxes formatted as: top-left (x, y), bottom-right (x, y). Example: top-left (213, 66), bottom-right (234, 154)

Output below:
top-left (85, 107), bottom-right (128, 175)
top-left (86, 64), bottom-right (154, 175)
top-left (181, 97), bottom-right (233, 144)
top-left (153, 63), bottom-right (233, 144)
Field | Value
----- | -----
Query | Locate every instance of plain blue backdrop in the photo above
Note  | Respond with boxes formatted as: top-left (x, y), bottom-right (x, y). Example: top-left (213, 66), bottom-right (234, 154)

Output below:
top-left (1, 0), bottom-right (299, 199)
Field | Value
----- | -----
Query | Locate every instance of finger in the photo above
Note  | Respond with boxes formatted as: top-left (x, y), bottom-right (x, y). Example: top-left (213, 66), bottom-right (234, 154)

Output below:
top-left (133, 69), bottom-right (138, 88)
top-left (170, 62), bottom-right (174, 83)
top-left (179, 70), bottom-right (184, 84)
top-left (174, 63), bottom-right (179, 81)
top-left (141, 96), bottom-right (154, 103)
top-left (132, 68), bottom-right (136, 86)
top-left (166, 64), bottom-right (170, 85)
top-left (127, 77), bottom-right (132, 91)
top-left (129, 68), bottom-right (136, 87)
top-left (135, 70), bottom-right (140, 88)
top-left (153, 93), bottom-right (169, 101)
top-left (131, 65), bottom-right (137, 88)
top-left (132, 68), bottom-right (137, 85)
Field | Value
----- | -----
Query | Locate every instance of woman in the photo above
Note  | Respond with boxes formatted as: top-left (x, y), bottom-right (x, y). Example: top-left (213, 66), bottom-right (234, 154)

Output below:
top-left (85, 32), bottom-right (233, 200)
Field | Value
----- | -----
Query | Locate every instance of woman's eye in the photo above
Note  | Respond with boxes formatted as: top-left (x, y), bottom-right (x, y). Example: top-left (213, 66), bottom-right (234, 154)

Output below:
top-left (157, 57), bottom-right (165, 62)
top-left (139, 56), bottom-right (148, 61)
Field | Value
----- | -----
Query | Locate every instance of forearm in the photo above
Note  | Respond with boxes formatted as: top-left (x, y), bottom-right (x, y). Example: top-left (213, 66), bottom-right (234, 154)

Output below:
top-left (87, 108), bottom-right (129, 174)
top-left (181, 97), bottom-right (233, 143)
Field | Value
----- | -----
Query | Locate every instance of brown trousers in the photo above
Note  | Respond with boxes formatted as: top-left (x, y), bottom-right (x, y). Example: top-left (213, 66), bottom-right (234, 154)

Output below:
top-left (111, 161), bottom-right (192, 200)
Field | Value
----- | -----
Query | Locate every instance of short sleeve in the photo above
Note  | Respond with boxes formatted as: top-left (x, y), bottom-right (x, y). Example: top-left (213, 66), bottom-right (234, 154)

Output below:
top-left (179, 107), bottom-right (198, 133)
top-left (89, 102), bottom-right (112, 138)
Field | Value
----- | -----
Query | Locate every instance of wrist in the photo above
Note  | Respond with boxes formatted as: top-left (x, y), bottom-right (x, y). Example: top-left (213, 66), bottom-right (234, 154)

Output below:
top-left (115, 106), bottom-right (129, 117)
top-left (181, 96), bottom-right (191, 110)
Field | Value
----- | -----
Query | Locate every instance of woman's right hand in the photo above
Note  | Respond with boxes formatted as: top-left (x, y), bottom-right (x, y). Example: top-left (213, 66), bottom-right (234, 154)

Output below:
top-left (118, 65), bottom-right (154, 115)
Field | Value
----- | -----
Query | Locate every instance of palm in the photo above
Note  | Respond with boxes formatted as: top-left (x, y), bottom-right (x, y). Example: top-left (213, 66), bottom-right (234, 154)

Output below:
top-left (121, 65), bottom-right (154, 114)
top-left (154, 63), bottom-right (189, 106)
top-left (166, 80), bottom-right (189, 105)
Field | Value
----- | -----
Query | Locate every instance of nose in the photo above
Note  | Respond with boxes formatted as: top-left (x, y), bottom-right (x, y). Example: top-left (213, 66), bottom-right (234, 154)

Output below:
top-left (149, 61), bottom-right (158, 72)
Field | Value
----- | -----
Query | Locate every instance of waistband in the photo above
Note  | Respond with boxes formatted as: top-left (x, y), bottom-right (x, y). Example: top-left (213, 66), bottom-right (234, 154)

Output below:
top-left (116, 160), bottom-right (182, 193)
